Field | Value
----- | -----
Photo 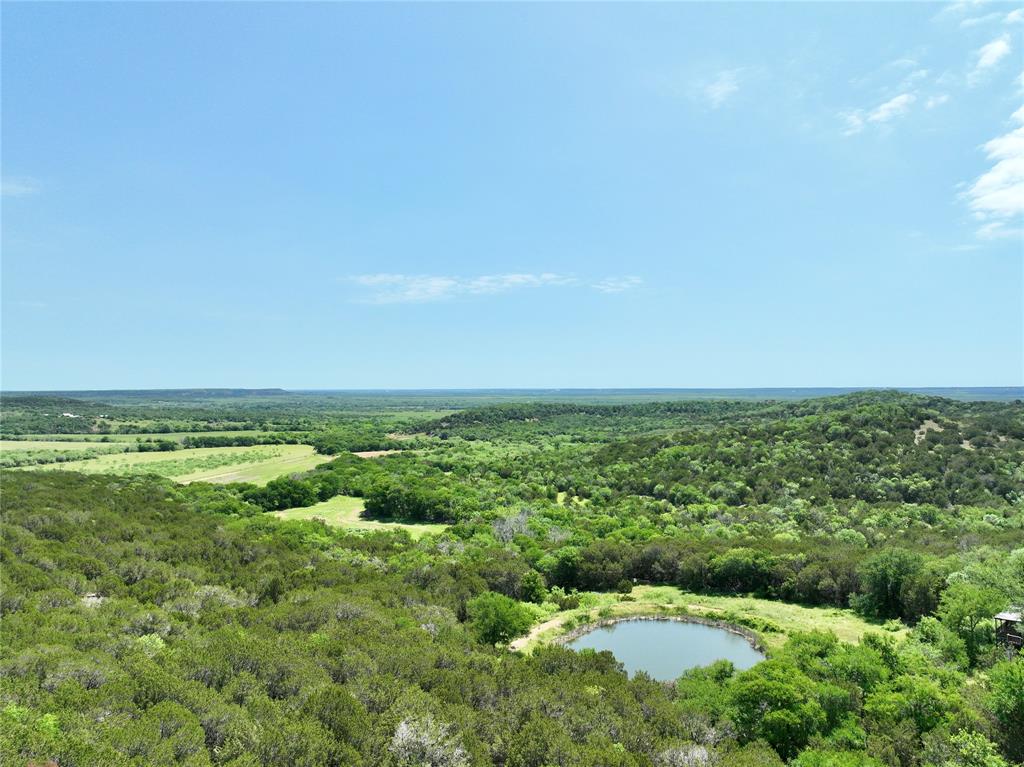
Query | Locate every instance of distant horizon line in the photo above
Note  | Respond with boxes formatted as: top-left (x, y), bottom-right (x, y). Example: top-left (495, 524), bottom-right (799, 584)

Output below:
top-left (4, 385), bottom-right (1023, 394)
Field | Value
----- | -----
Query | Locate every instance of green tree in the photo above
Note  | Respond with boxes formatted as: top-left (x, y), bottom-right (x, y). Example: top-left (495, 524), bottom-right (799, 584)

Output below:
top-left (729, 660), bottom-right (827, 759)
top-left (520, 570), bottom-right (547, 604)
top-left (938, 583), bottom-right (1005, 666)
top-left (987, 657), bottom-right (1024, 763)
top-left (935, 730), bottom-right (1010, 767)
top-left (467, 591), bottom-right (534, 645)
top-left (791, 749), bottom-right (885, 767)
top-left (856, 548), bottom-right (924, 620)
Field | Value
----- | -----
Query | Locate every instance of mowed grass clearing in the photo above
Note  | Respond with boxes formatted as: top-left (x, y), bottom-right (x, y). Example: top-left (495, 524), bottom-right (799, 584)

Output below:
top-left (9, 431), bottom-right (284, 444)
top-left (1, 439), bottom-right (133, 451)
top-left (512, 585), bottom-right (905, 653)
top-left (22, 444), bottom-right (331, 486)
top-left (273, 494), bottom-right (447, 539)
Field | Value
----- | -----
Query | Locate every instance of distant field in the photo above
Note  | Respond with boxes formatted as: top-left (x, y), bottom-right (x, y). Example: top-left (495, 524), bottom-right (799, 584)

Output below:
top-left (273, 494), bottom-right (447, 538)
top-left (20, 444), bottom-right (331, 485)
top-left (0, 439), bottom-right (132, 451)
top-left (512, 585), bottom-right (905, 653)
top-left (0, 439), bottom-right (134, 469)
top-left (5, 430), bottom-right (282, 443)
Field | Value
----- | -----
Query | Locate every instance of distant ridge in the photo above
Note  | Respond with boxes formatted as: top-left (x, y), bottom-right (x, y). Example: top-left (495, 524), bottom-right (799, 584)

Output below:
top-left (5, 386), bottom-right (1019, 402)
top-left (4, 388), bottom-right (290, 400)
top-left (292, 387), bottom-right (1024, 402)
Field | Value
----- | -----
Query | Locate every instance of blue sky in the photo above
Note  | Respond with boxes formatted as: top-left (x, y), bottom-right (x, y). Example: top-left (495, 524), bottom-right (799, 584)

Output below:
top-left (2, 1), bottom-right (1022, 390)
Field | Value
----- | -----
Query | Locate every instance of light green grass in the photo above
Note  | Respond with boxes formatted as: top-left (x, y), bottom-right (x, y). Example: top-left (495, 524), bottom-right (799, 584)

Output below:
top-left (512, 585), bottom-right (906, 653)
top-left (1, 440), bottom-right (132, 451)
top-left (0, 440), bottom-right (134, 469)
top-left (8, 431), bottom-right (281, 443)
top-left (273, 494), bottom-right (447, 539)
top-left (21, 444), bottom-right (331, 486)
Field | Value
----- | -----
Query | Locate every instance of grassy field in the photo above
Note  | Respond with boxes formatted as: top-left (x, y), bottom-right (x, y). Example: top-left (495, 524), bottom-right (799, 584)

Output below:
top-left (511, 585), bottom-right (906, 652)
top-left (6, 431), bottom-right (283, 444)
top-left (1, 439), bottom-right (132, 451)
top-left (0, 440), bottom-right (134, 469)
top-left (273, 494), bottom-right (447, 538)
top-left (20, 444), bottom-right (331, 485)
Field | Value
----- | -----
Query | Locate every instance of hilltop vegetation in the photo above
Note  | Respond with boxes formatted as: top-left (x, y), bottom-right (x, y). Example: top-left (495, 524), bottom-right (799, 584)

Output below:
top-left (1, 390), bottom-right (1023, 766)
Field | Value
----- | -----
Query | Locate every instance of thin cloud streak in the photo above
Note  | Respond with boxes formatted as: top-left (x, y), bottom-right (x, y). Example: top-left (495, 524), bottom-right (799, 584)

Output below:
top-left (347, 273), bottom-right (642, 304)
top-left (591, 276), bottom-right (643, 294)
top-left (841, 93), bottom-right (916, 135)
top-left (869, 93), bottom-right (916, 123)
top-left (1, 177), bottom-right (41, 197)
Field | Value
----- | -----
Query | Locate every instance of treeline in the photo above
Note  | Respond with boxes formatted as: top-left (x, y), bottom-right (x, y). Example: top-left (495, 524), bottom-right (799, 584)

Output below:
top-left (231, 453), bottom-right (485, 523)
top-left (309, 425), bottom-right (406, 454)
top-left (412, 392), bottom-right (1023, 447)
top-left (523, 535), bottom-right (1021, 630)
top-left (485, 398), bottom-right (1024, 509)
top-left (180, 433), bottom-right (304, 448)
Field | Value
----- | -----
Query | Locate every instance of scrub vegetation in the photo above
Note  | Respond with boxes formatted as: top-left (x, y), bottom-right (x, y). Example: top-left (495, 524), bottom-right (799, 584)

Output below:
top-left (2, 388), bottom-right (1023, 766)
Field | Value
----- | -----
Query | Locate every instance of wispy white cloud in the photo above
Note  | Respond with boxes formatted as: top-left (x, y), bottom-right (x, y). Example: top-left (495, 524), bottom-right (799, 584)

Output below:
top-left (348, 273), bottom-right (573, 303)
top-left (1004, 8), bottom-right (1023, 23)
top-left (353, 273), bottom-right (625, 303)
top-left (841, 93), bottom-right (916, 135)
top-left (933, 0), bottom-right (991, 23)
top-left (960, 11), bottom-right (1004, 27)
top-left (840, 112), bottom-right (866, 136)
top-left (969, 34), bottom-right (1012, 85)
top-left (962, 104), bottom-right (1024, 239)
top-left (901, 68), bottom-right (930, 88)
top-left (1, 177), bottom-right (41, 197)
top-left (591, 276), bottom-right (643, 294)
top-left (348, 272), bottom-right (644, 303)
top-left (869, 93), bottom-right (916, 123)
top-left (702, 69), bottom-right (742, 109)
top-left (925, 94), bottom-right (951, 109)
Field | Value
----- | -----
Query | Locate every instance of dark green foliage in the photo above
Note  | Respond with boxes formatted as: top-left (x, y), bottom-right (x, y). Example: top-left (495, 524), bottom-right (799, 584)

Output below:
top-left (729, 659), bottom-right (828, 758)
top-left (938, 583), bottom-right (1006, 666)
top-left (987, 658), bottom-right (1024, 762)
top-left (855, 548), bottom-right (925, 620)
top-left (466, 592), bottom-right (534, 645)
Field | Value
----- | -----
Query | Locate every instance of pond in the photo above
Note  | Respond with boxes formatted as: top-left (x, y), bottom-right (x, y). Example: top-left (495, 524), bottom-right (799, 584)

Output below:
top-left (565, 619), bottom-right (765, 680)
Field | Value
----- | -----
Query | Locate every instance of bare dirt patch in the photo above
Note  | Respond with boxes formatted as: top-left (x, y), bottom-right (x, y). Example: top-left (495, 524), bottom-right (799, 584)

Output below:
top-left (510, 616), bottom-right (566, 651)
top-left (914, 419), bottom-right (944, 444)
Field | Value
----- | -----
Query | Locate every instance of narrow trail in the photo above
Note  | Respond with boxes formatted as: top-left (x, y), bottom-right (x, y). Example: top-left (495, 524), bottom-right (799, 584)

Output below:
top-left (509, 615), bottom-right (566, 651)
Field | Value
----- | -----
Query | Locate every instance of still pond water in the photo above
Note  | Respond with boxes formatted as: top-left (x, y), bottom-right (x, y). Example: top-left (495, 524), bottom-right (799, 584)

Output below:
top-left (566, 619), bottom-right (765, 681)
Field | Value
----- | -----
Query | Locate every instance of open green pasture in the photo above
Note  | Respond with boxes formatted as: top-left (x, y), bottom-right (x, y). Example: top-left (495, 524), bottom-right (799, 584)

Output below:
top-left (20, 444), bottom-right (331, 485)
top-left (7, 430), bottom-right (282, 443)
top-left (273, 494), bottom-right (447, 538)
top-left (0, 439), bottom-right (132, 451)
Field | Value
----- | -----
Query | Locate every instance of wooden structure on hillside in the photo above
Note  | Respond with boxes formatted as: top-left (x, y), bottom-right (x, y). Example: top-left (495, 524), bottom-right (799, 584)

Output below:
top-left (995, 609), bottom-right (1022, 656)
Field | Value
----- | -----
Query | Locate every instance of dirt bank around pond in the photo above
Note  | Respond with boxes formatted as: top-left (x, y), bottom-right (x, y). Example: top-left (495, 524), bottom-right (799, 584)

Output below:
top-left (552, 614), bottom-right (766, 653)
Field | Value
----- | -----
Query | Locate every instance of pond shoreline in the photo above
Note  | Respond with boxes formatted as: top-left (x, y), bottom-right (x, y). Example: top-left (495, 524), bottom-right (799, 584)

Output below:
top-left (552, 614), bottom-right (767, 654)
